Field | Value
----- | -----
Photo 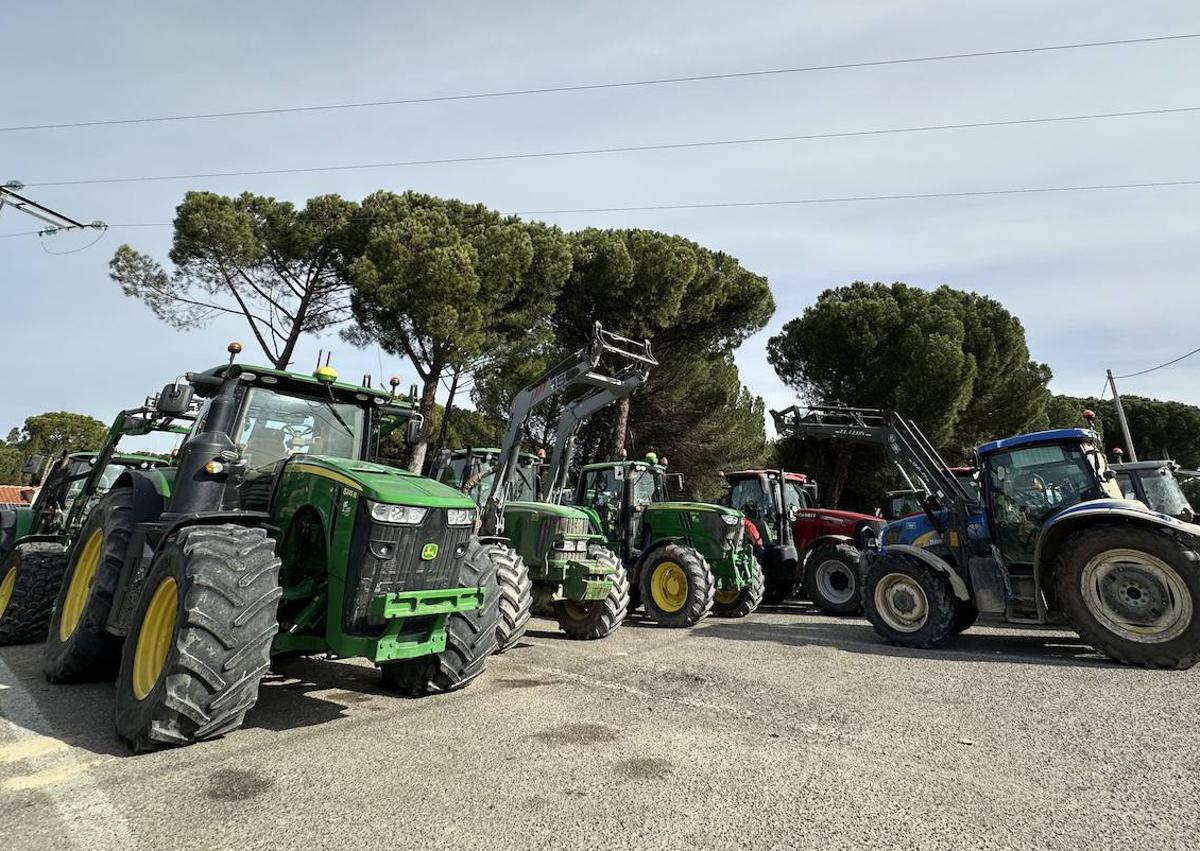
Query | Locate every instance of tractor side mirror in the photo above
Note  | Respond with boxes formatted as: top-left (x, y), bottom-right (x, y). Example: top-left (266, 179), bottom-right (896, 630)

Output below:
top-left (404, 416), bottom-right (424, 447)
top-left (21, 454), bottom-right (45, 477)
top-left (156, 383), bottom-right (193, 416)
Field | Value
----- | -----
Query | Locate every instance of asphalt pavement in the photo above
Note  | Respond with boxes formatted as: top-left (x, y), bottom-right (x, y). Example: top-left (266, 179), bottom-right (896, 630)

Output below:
top-left (2, 603), bottom-right (1198, 850)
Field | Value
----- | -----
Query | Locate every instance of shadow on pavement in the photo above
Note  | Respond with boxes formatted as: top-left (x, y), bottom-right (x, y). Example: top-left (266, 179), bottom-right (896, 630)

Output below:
top-left (694, 613), bottom-right (1124, 669)
top-left (0, 644), bottom-right (413, 758)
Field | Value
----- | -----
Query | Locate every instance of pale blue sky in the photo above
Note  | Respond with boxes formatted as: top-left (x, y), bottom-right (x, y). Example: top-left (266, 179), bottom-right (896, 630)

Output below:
top-left (3, 1), bottom-right (1198, 446)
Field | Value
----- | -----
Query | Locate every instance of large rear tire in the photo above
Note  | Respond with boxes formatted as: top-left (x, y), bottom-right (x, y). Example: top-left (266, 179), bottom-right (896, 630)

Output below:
top-left (380, 539), bottom-right (501, 694)
top-left (712, 555), bottom-right (764, 618)
top-left (804, 542), bottom-right (864, 615)
top-left (493, 545), bottom-right (532, 654)
top-left (0, 543), bottom-right (67, 645)
top-left (554, 546), bottom-right (629, 640)
top-left (637, 543), bottom-right (714, 628)
top-left (862, 554), bottom-right (956, 648)
top-left (1053, 525), bottom-right (1200, 669)
top-left (44, 490), bottom-right (136, 682)
top-left (114, 525), bottom-right (281, 752)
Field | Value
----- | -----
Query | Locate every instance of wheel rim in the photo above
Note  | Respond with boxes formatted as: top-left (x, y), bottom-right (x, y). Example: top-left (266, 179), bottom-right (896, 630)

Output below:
top-left (1080, 548), bottom-right (1193, 644)
top-left (60, 529), bottom-right (103, 641)
top-left (132, 577), bottom-right (178, 700)
top-left (714, 587), bottom-right (741, 605)
top-left (560, 600), bottom-right (594, 621)
top-left (873, 572), bottom-right (929, 633)
top-left (650, 561), bottom-right (690, 613)
top-left (815, 558), bottom-right (856, 605)
top-left (0, 566), bottom-right (16, 620)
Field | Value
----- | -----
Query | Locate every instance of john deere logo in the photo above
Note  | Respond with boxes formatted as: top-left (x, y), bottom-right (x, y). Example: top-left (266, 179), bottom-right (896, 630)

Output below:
top-left (420, 543), bottom-right (439, 561)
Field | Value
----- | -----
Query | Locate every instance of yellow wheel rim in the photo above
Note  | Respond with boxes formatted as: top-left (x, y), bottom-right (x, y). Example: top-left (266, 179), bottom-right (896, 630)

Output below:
top-left (60, 529), bottom-right (103, 641)
top-left (131, 577), bottom-right (178, 701)
top-left (714, 587), bottom-right (740, 605)
top-left (0, 567), bottom-right (17, 621)
top-left (650, 561), bottom-right (690, 613)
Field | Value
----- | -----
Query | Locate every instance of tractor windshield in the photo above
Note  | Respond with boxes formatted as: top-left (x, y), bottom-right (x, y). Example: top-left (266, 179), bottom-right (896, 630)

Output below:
top-left (985, 440), bottom-right (1118, 563)
top-left (1136, 468), bottom-right (1194, 520)
top-left (234, 388), bottom-right (365, 469)
top-left (440, 454), bottom-right (538, 506)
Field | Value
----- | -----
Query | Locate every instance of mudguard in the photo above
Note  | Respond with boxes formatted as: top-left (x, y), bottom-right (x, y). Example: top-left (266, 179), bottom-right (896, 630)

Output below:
top-left (879, 543), bottom-right (971, 601)
top-left (801, 534), bottom-right (854, 561)
top-left (1033, 499), bottom-right (1200, 615)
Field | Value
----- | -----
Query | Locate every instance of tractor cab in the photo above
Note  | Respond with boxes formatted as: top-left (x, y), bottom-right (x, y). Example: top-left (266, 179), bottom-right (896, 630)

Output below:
top-left (1112, 460), bottom-right (1195, 523)
top-left (977, 428), bottom-right (1124, 566)
top-left (721, 470), bottom-right (811, 547)
top-left (435, 448), bottom-right (542, 507)
top-left (575, 458), bottom-right (682, 551)
top-left (183, 363), bottom-right (422, 512)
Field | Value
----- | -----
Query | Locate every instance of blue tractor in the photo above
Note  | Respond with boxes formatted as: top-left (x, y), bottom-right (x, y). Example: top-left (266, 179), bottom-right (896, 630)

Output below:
top-left (773, 406), bottom-right (1200, 669)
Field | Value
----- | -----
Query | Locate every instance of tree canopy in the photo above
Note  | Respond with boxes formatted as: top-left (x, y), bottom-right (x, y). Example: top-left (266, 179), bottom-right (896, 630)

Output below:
top-left (767, 282), bottom-right (1050, 505)
top-left (110, 191), bottom-right (359, 369)
top-left (0, 411), bottom-right (108, 482)
top-left (343, 191), bottom-right (573, 470)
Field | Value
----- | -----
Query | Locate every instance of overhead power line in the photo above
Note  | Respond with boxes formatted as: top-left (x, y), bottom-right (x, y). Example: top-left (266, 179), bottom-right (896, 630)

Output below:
top-left (1113, 344), bottom-right (1200, 379)
top-left (512, 179), bottom-right (1200, 215)
top-left (3, 33), bottom-right (1197, 134)
top-left (21, 105), bottom-right (1200, 189)
top-left (2, 178), bottom-right (1198, 243)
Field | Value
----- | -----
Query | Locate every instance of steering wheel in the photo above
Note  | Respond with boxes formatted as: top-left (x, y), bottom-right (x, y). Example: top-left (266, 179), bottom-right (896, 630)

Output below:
top-left (282, 423), bottom-right (314, 450)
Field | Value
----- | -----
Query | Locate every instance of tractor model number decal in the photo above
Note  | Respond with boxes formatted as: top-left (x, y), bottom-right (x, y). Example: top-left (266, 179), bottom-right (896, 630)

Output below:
top-left (341, 487), bottom-right (357, 516)
top-left (420, 543), bottom-right (439, 560)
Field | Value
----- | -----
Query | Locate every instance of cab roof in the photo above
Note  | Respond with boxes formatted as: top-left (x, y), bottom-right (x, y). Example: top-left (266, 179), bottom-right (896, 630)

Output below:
top-left (976, 428), bottom-right (1098, 456)
top-left (724, 469), bottom-right (809, 482)
top-left (191, 363), bottom-right (415, 409)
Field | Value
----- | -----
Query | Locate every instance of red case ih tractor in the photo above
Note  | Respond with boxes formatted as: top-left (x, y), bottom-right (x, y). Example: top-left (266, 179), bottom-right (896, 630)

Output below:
top-left (722, 470), bottom-right (882, 614)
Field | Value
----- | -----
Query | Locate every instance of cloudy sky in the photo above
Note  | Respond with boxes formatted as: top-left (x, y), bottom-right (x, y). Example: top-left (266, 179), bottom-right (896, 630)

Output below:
top-left (3, 2), bottom-right (1198, 448)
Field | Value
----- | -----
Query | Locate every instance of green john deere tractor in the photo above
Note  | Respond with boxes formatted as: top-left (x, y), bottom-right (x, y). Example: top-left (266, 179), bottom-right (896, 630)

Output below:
top-left (42, 344), bottom-right (508, 751)
top-left (433, 323), bottom-right (656, 649)
top-left (1, 424), bottom-right (178, 644)
top-left (572, 455), bottom-right (763, 627)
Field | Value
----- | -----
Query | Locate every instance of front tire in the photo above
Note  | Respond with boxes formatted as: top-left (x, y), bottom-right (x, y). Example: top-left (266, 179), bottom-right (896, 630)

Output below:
top-left (1053, 525), bottom-right (1200, 669)
top-left (804, 542), bottom-right (863, 615)
top-left (863, 554), bottom-right (956, 648)
top-left (493, 545), bottom-right (531, 654)
top-left (554, 546), bottom-right (629, 640)
top-left (381, 539), bottom-right (501, 694)
top-left (0, 543), bottom-right (67, 645)
top-left (114, 525), bottom-right (282, 752)
top-left (712, 555), bottom-right (764, 618)
top-left (44, 490), bottom-right (137, 682)
top-left (637, 543), bottom-right (714, 628)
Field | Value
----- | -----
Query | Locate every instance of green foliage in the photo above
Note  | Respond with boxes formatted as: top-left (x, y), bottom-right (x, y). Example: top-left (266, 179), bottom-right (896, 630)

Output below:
top-left (469, 228), bottom-right (774, 491)
top-left (1047, 394), bottom-right (1200, 468)
top-left (343, 191), bottom-right (573, 470)
top-left (767, 282), bottom-right (1049, 505)
top-left (558, 228), bottom-right (774, 355)
top-left (628, 353), bottom-right (769, 501)
top-left (0, 411), bottom-right (107, 483)
top-left (110, 191), bottom-right (358, 368)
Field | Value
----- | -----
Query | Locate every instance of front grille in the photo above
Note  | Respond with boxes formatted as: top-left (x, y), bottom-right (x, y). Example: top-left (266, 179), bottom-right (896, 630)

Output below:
top-left (541, 514), bottom-right (590, 553)
top-left (342, 504), bottom-right (472, 635)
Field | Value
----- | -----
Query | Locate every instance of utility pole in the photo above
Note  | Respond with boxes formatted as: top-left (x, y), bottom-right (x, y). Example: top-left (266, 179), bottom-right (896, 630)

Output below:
top-left (0, 181), bottom-right (105, 234)
top-left (1106, 368), bottom-right (1138, 462)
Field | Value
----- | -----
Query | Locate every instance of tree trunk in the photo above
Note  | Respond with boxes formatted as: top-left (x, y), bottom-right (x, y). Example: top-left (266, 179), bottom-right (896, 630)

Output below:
top-left (434, 366), bottom-right (462, 460)
top-left (409, 365), bottom-right (442, 474)
top-left (609, 396), bottom-right (630, 459)
top-left (827, 448), bottom-right (852, 508)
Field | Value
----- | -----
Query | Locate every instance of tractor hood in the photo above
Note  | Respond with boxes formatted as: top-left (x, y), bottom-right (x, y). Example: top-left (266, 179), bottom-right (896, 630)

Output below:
top-left (1049, 498), bottom-right (1200, 536)
top-left (505, 500), bottom-right (591, 520)
top-left (649, 501), bottom-right (742, 518)
top-left (287, 456), bottom-right (474, 509)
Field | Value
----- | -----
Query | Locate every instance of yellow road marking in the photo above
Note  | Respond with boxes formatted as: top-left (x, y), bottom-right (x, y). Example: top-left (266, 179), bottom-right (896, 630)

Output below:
top-left (2, 760), bottom-right (97, 791)
top-left (0, 736), bottom-right (67, 764)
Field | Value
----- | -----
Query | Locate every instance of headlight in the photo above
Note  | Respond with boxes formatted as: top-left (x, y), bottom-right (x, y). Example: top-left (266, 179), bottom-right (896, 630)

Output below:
top-left (719, 513), bottom-right (740, 526)
top-left (371, 503), bottom-right (428, 525)
top-left (447, 508), bottom-right (475, 526)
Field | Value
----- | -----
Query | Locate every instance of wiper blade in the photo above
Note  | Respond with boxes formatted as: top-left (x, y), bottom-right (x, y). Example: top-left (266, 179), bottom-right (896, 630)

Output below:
top-left (320, 390), bottom-right (355, 438)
